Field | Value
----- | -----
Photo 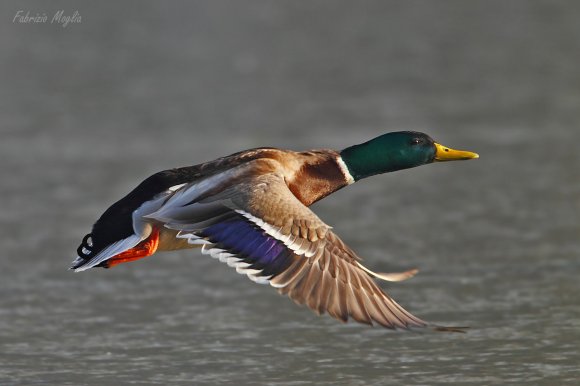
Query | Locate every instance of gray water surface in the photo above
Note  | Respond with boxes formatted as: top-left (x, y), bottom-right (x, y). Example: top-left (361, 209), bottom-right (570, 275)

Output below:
top-left (1, 1), bottom-right (579, 385)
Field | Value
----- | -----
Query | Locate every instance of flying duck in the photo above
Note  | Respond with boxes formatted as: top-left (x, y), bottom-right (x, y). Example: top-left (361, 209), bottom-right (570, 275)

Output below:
top-left (71, 131), bottom-right (478, 331)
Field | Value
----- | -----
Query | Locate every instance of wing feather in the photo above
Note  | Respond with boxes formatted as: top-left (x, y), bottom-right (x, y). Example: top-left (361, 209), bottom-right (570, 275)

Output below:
top-left (144, 165), bottom-right (439, 330)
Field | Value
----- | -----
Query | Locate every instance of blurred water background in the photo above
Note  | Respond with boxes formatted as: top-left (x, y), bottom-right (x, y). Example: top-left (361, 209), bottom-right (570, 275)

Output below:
top-left (1, 1), bottom-right (579, 385)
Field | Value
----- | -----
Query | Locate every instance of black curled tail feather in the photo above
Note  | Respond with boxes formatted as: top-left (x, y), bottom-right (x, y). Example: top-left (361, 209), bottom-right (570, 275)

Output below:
top-left (72, 233), bottom-right (94, 269)
top-left (77, 233), bottom-right (94, 258)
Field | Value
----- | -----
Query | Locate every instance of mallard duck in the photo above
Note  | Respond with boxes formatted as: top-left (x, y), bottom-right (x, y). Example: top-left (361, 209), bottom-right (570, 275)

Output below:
top-left (71, 131), bottom-right (478, 331)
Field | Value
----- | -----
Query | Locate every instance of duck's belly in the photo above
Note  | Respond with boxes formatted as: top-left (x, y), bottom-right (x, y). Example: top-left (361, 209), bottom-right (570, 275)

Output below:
top-left (156, 228), bottom-right (201, 251)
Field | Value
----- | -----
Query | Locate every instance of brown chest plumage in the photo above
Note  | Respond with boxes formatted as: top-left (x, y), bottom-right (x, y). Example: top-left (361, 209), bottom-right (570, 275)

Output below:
top-left (286, 152), bottom-right (349, 207)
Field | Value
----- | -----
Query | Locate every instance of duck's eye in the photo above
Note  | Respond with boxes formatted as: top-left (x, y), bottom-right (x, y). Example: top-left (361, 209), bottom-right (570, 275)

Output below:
top-left (410, 138), bottom-right (422, 146)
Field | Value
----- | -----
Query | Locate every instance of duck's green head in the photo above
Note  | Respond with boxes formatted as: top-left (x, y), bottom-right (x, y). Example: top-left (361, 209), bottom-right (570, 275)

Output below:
top-left (340, 131), bottom-right (478, 181)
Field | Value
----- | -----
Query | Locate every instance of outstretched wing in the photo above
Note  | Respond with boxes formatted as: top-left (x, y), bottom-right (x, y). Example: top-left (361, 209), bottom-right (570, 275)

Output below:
top-left (147, 162), bottom-right (429, 330)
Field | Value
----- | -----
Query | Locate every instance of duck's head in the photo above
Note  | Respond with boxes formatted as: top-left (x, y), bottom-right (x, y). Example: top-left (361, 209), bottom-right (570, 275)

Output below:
top-left (340, 131), bottom-right (479, 181)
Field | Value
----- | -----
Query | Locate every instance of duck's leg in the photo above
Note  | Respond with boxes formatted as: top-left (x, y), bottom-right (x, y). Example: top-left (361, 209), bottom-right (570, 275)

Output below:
top-left (103, 228), bottom-right (160, 268)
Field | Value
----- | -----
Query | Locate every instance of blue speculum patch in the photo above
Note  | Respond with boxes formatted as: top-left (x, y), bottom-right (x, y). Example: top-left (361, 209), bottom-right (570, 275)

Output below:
top-left (202, 219), bottom-right (292, 276)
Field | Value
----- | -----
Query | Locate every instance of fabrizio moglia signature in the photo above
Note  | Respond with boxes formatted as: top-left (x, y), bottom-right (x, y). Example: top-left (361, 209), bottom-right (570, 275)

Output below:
top-left (13, 10), bottom-right (81, 28)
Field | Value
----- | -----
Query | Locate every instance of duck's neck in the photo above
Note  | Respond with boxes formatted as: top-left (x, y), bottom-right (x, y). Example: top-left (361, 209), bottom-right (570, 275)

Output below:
top-left (339, 141), bottom-right (392, 181)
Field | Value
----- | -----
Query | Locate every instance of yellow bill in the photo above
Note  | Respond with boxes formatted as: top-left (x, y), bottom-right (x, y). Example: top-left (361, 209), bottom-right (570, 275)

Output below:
top-left (434, 142), bottom-right (479, 162)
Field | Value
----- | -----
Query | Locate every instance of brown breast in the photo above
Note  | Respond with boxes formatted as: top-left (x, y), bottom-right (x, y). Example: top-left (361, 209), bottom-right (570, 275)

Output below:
top-left (285, 150), bottom-right (349, 207)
